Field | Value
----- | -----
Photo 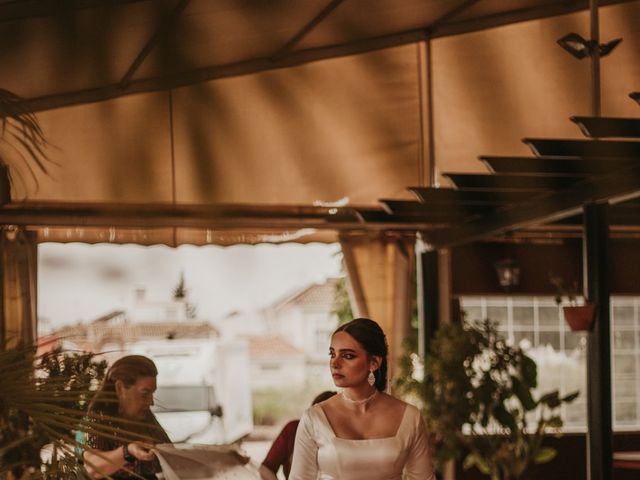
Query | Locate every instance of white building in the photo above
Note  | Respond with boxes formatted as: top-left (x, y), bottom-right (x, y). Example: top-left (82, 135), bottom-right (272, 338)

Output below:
top-left (246, 335), bottom-right (306, 390)
top-left (266, 278), bottom-right (340, 358)
top-left (263, 278), bottom-right (340, 388)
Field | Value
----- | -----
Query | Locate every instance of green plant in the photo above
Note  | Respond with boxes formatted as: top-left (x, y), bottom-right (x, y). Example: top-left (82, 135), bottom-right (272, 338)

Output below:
top-left (398, 319), bottom-right (578, 480)
top-left (332, 276), bottom-right (353, 327)
top-left (0, 345), bottom-right (108, 479)
top-left (549, 273), bottom-right (580, 306)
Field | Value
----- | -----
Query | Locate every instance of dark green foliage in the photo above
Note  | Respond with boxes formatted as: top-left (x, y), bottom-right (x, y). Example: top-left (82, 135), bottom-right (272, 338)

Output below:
top-left (549, 273), bottom-right (580, 306)
top-left (172, 272), bottom-right (187, 300)
top-left (397, 319), bottom-right (578, 480)
top-left (332, 276), bottom-right (353, 326)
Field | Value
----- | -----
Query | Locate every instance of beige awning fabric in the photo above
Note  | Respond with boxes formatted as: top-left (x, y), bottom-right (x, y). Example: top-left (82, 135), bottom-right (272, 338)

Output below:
top-left (34, 225), bottom-right (338, 247)
top-left (0, 1), bottom-right (638, 252)
top-left (15, 44), bottom-right (422, 207)
top-left (340, 232), bottom-right (415, 382)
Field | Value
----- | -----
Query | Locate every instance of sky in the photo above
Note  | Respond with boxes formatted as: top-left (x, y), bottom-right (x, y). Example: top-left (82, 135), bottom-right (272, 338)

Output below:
top-left (38, 242), bottom-right (342, 332)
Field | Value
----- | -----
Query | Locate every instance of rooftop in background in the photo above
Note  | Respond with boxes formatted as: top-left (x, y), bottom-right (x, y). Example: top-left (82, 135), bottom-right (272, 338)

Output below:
top-left (245, 335), bottom-right (304, 360)
top-left (271, 277), bottom-right (340, 310)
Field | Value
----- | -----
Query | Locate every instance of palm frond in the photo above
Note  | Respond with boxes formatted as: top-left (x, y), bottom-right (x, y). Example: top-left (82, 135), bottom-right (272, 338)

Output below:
top-left (0, 345), bottom-right (152, 479)
top-left (0, 88), bottom-right (54, 191)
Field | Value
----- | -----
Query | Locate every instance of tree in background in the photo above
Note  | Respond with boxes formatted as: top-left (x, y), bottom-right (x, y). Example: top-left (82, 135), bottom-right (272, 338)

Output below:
top-left (172, 272), bottom-right (197, 319)
top-left (332, 254), bottom-right (353, 326)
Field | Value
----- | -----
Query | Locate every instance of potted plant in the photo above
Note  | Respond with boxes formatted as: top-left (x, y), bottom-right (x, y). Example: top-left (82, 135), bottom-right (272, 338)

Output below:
top-left (396, 318), bottom-right (578, 480)
top-left (549, 274), bottom-right (595, 331)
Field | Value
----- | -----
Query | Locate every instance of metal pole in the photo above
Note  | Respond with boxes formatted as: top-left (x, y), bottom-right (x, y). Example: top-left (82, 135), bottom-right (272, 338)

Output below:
top-left (590, 0), bottom-right (601, 117)
top-left (583, 202), bottom-right (612, 480)
top-left (416, 244), bottom-right (438, 360)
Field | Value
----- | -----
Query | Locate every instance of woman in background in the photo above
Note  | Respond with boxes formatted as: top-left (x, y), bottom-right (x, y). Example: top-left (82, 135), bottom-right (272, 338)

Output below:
top-left (262, 390), bottom-right (336, 479)
top-left (289, 318), bottom-right (435, 480)
top-left (82, 355), bottom-right (170, 479)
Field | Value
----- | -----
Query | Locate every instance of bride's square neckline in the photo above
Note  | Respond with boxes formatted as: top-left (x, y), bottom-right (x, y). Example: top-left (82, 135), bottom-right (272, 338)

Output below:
top-left (316, 403), bottom-right (410, 441)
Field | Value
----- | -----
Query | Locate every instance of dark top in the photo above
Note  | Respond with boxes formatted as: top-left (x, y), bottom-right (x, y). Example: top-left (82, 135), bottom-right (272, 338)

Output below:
top-left (263, 420), bottom-right (300, 479)
top-left (83, 411), bottom-right (170, 480)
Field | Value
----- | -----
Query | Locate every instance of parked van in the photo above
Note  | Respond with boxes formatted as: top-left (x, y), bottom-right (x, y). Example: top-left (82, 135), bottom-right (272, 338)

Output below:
top-left (130, 337), bottom-right (253, 444)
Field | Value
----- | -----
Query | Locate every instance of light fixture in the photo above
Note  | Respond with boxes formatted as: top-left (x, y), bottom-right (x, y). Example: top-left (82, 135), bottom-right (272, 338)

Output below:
top-left (494, 258), bottom-right (520, 292)
top-left (3, 225), bottom-right (18, 241)
top-left (557, 32), bottom-right (622, 59)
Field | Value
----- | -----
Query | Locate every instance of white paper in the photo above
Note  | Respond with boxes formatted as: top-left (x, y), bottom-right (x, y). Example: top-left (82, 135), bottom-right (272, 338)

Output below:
top-left (154, 443), bottom-right (273, 480)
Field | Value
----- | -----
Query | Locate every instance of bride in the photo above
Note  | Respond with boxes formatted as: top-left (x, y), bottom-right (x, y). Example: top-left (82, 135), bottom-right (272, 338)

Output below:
top-left (289, 318), bottom-right (435, 480)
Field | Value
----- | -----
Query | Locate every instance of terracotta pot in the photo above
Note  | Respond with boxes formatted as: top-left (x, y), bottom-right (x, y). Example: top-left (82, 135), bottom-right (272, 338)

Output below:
top-left (563, 304), bottom-right (596, 331)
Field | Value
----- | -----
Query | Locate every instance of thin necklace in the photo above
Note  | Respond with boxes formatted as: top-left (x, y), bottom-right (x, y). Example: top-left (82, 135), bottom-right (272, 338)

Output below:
top-left (341, 389), bottom-right (378, 406)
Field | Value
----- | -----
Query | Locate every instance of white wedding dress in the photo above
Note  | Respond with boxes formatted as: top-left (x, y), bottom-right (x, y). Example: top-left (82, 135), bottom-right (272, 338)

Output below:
top-left (289, 403), bottom-right (436, 480)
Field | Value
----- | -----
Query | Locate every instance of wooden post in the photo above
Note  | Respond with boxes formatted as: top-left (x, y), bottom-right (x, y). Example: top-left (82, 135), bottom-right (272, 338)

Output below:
top-left (583, 201), bottom-right (612, 480)
top-left (417, 246), bottom-right (438, 359)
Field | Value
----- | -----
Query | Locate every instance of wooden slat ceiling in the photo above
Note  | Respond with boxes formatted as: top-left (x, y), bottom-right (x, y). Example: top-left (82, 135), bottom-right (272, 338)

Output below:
top-left (350, 93), bottom-right (640, 247)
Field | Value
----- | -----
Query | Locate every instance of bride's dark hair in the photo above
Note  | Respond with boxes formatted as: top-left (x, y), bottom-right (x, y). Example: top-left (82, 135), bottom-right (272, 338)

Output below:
top-left (333, 318), bottom-right (388, 391)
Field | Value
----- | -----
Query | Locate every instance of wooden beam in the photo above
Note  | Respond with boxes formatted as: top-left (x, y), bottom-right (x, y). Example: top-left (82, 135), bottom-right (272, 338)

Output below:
top-left (443, 173), bottom-right (585, 191)
top-left (524, 138), bottom-right (640, 158)
top-left (431, 0), bottom-right (634, 38)
top-left (480, 155), bottom-right (637, 175)
top-left (119, 0), bottom-right (191, 89)
top-left (353, 209), bottom-right (453, 226)
top-left (270, 0), bottom-right (345, 61)
top-left (570, 116), bottom-right (640, 138)
top-left (409, 187), bottom-right (535, 205)
top-left (0, 0), bottom-right (145, 23)
top-left (0, 201), bottom-right (441, 232)
top-left (426, 162), bottom-right (640, 247)
top-left (379, 199), bottom-right (491, 217)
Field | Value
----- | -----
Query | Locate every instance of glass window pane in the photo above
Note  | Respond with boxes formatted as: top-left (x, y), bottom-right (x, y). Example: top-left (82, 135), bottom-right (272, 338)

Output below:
top-left (463, 306), bottom-right (483, 323)
top-left (539, 306), bottom-right (561, 328)
top-left (513, 331), bottom-right (534, 349)
top-left (564, 332), bottom-right (587, 352)
top-left (564, 401), bottom-right (587, 426)
top-left (613, 306), bottom-right (635, 328)
top-left (613, 376), bottom-right (636, 397)
top-left (487, 306), bottom-right (508, 325)
top-left (513, 306), bottom-right (534, 329)
top-left (614, 355), bottom-right (636, 375)
top-left (615, 401), bottom-right (637, 424)
top-left (457, 295), bottom-right (640, 431)
top-left (538, 331), bottom-right (560, 350)
top-left (613, 330), bottom-right (636, 350)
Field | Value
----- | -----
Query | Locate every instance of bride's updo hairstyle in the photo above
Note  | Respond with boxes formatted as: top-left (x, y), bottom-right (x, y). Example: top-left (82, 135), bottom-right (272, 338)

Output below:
top-left (333, 318), bottom-right (388, 391)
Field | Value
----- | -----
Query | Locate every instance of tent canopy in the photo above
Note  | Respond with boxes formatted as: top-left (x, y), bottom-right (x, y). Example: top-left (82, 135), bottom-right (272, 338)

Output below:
top-left (0, 0), bottom-right (639, 245)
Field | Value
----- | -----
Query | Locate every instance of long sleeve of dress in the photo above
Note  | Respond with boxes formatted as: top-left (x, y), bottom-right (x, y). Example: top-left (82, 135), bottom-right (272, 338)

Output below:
top-left (403, 411), bottom-right (436, 480)
top-left (289, 410), bottom-right (319, 480)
